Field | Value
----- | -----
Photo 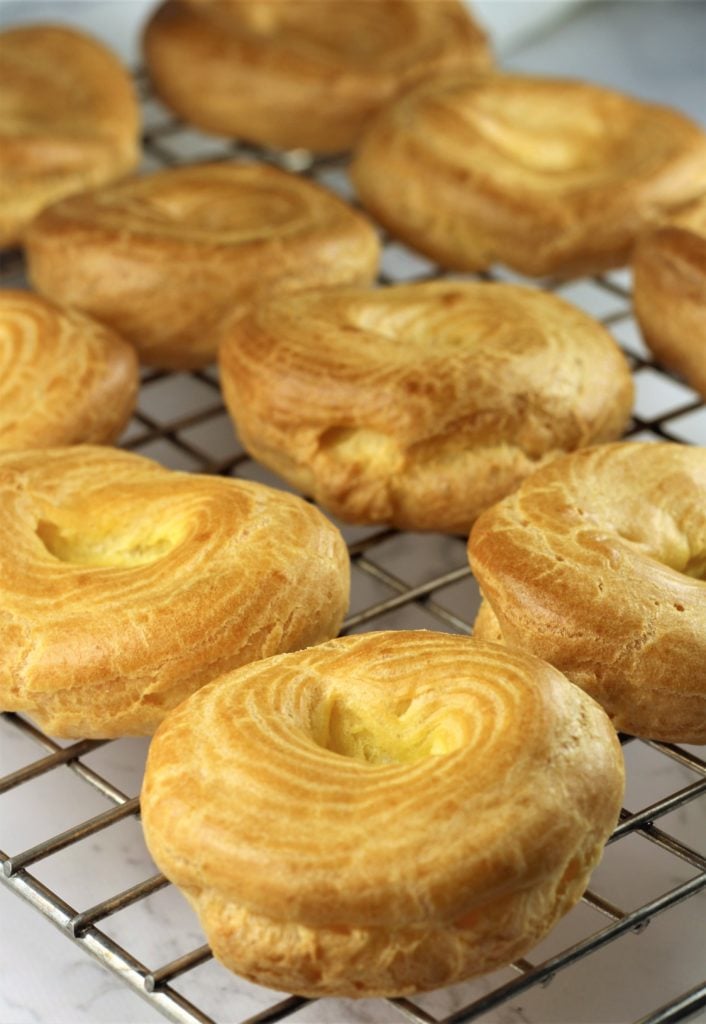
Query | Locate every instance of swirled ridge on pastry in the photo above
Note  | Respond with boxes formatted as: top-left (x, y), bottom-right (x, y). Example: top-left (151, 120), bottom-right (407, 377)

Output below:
top-left (218, 281), bottom-right (633, 533)
top-left (141, 630), bottom-right (624, 998)
top-left (0, 446), bottom-right (349, 738)
top-left (0, 24), bottom-right (139, 249)
top-left (633, 195), bottom-right (706, 398)
top-left (25, 162), bottom-right (380, 369)
top-left (0, 290), bottom-right (138, 449)
top-left (468, 442), bottom-right (706, 743)
top-left (144, 0), bottom-right (492, 153)
top-left (351, 73), bottom-right (706, 278)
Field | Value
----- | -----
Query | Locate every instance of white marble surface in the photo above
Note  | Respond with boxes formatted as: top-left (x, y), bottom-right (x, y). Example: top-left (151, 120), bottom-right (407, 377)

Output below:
top-left (1, 2), bottom-right (706, 1024)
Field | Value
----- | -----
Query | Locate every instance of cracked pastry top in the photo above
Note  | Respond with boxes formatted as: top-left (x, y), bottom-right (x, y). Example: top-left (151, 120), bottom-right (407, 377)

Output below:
top-left (141, 630), bottom-right (624, 998)
top-left (633, 194), bottom-right (706, 399)
top-left (0, 290), bottom-right (138, 450)
top-left (218, 280), bottom-right (633, 533)
top-left (0, 24), bottom-right (139, 249)
top-left (0, 446), bottom-right (349, 737)
top-left (143, 0), bottom-right (492, 152)
top-left (351, 72), bottom-right (706, 278)
top-left (24, 161), bottom-right (380, 369)
top-left (468, 441), bottom-right (706, 743)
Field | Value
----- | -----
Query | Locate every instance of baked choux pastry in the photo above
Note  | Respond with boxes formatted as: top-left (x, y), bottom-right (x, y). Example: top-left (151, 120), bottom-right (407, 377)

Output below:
top-left (25, 162), bottom-right (380, 369)
top-left (143, 0), bottom-right (492, 153)
top-left (351, 73), bottom-right (706, 278)
top-left (141, 630), bottom-right (625, 998)
top-left (633, 195), bottom-right (706, 398)
top-left (218, 281), bottom-right (634, 533)
top-left (468, 442), bottom-right (706, 744)
top-left (0, 24), bottom-right (139, 249)
top-left (0, 446), bottom-right (349, 738)
top-left (0, 290), bottom-right (138, 449)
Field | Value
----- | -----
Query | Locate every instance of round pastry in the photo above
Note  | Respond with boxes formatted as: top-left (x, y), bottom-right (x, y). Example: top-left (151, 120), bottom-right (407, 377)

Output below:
top-left (468, 442), bottom-right (706, 743)
top-left (25, 162), bottom-right (380, 369)
top-left (633, 195), bottom-right (706, 398)
top-left (0, 446), bottom-right (349, 738)
top-left (141, 630), bottom-right (624, 998)
top-left (218, 281), bottom-right (634, 533)
top-left (351, 73), bottom-right (706, 278)
top-left (143, 0), bottom-right (492, 153)
top-left (0, 24), bottom-right (139, 249)
top-left (0, 290), bottom-right (138, 449)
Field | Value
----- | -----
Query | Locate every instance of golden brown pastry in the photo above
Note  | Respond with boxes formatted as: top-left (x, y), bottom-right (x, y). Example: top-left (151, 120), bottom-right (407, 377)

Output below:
top-left (25, 162), bottom-right (380, 369)
top-left (351, 73), bottom-right (706, 278)
top-left (468, 442), bottom-right (706, 743)
top-left (218, 281), bottom-right (634, 533)
top-left (633, 195), bottom-right (706, 398)
top-left (141, 630), bottom-right (624, 998)
top-left (143, 0), bottom-right (492, 153)
top-left (0, 446), bottom-right (349, 738)
top-left (0, 290), bottom-right (138, 449)
top-left (0, 24), bottom-right (139, 249)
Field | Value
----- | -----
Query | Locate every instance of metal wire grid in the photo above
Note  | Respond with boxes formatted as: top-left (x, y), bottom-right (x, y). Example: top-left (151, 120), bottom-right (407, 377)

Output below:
top-left (1, 69), bottom-right (706, 1024)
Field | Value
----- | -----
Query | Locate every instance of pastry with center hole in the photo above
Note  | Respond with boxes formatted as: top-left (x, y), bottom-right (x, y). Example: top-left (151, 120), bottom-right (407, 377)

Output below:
top-left (468, 442), bottom-right (706, 743)
top-left (143, 0), bottom-right (492, 153)
top-left (0, 290), bottom-right (138, 449)
top-left (218, 281), bottom-right (633, 533)
top-left (0, 446), bottom-right (349, 738)
top-left (0, 24), bottom-right (139, 249)
top-left (25, 162), bottom-right (380, 369)
top-left (633, 195), bottom-right (706, 398)
top-left (141, 630), bottom-right (624, 998)
top-left (351, 73), bottom-right (706, 278)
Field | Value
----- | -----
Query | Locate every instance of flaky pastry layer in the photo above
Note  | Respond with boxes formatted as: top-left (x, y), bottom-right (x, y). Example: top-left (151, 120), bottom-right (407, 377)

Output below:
top-left (0, 24), bottom-right (139, 248)
top-left (141, 630), bottom-right (624, 997)
top-left (0, 290), bottom-right (138, 449)
top-left (144, 0), bottom-right (492, 152)
top-left (25, 162), bottom-right (380, 368)
top-left (0, 446), bottom-right (349, 737)
top-left (633, 195), bottom-right (706, 398)
top-left (351, 73), bottom-right (706, 278)
top-left (468, 442), bottom-right (706, 742)
top-left (218, 281), bottom-right (633, 533)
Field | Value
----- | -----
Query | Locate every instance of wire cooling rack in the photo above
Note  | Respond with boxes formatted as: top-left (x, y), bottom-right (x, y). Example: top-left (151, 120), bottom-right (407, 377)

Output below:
top-left (1, 68), bottom-right (706, 1024)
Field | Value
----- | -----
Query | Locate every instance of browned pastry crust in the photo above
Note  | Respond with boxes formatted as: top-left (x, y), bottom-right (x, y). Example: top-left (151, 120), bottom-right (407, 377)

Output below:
top-left (25, 162), bottom-right (380, 369)
top-left (141, 630), bottom-right (624, 998)
top-left (633, 195), bottom-right (706, 398)
top-left (0, 24), bottom-right (139, 249)
top-left (0, 446), bottom-right (349, 738)
top-left (351, 73), bottom-right (706, 278)
top-left (143, 0), bottom-right (492, 153)
top-left (0, 290), bottom-right (138, 449)
top-left (218, 281), bottom-right (633, 533)
top-left (468, 442), bottom-right (706, 743)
